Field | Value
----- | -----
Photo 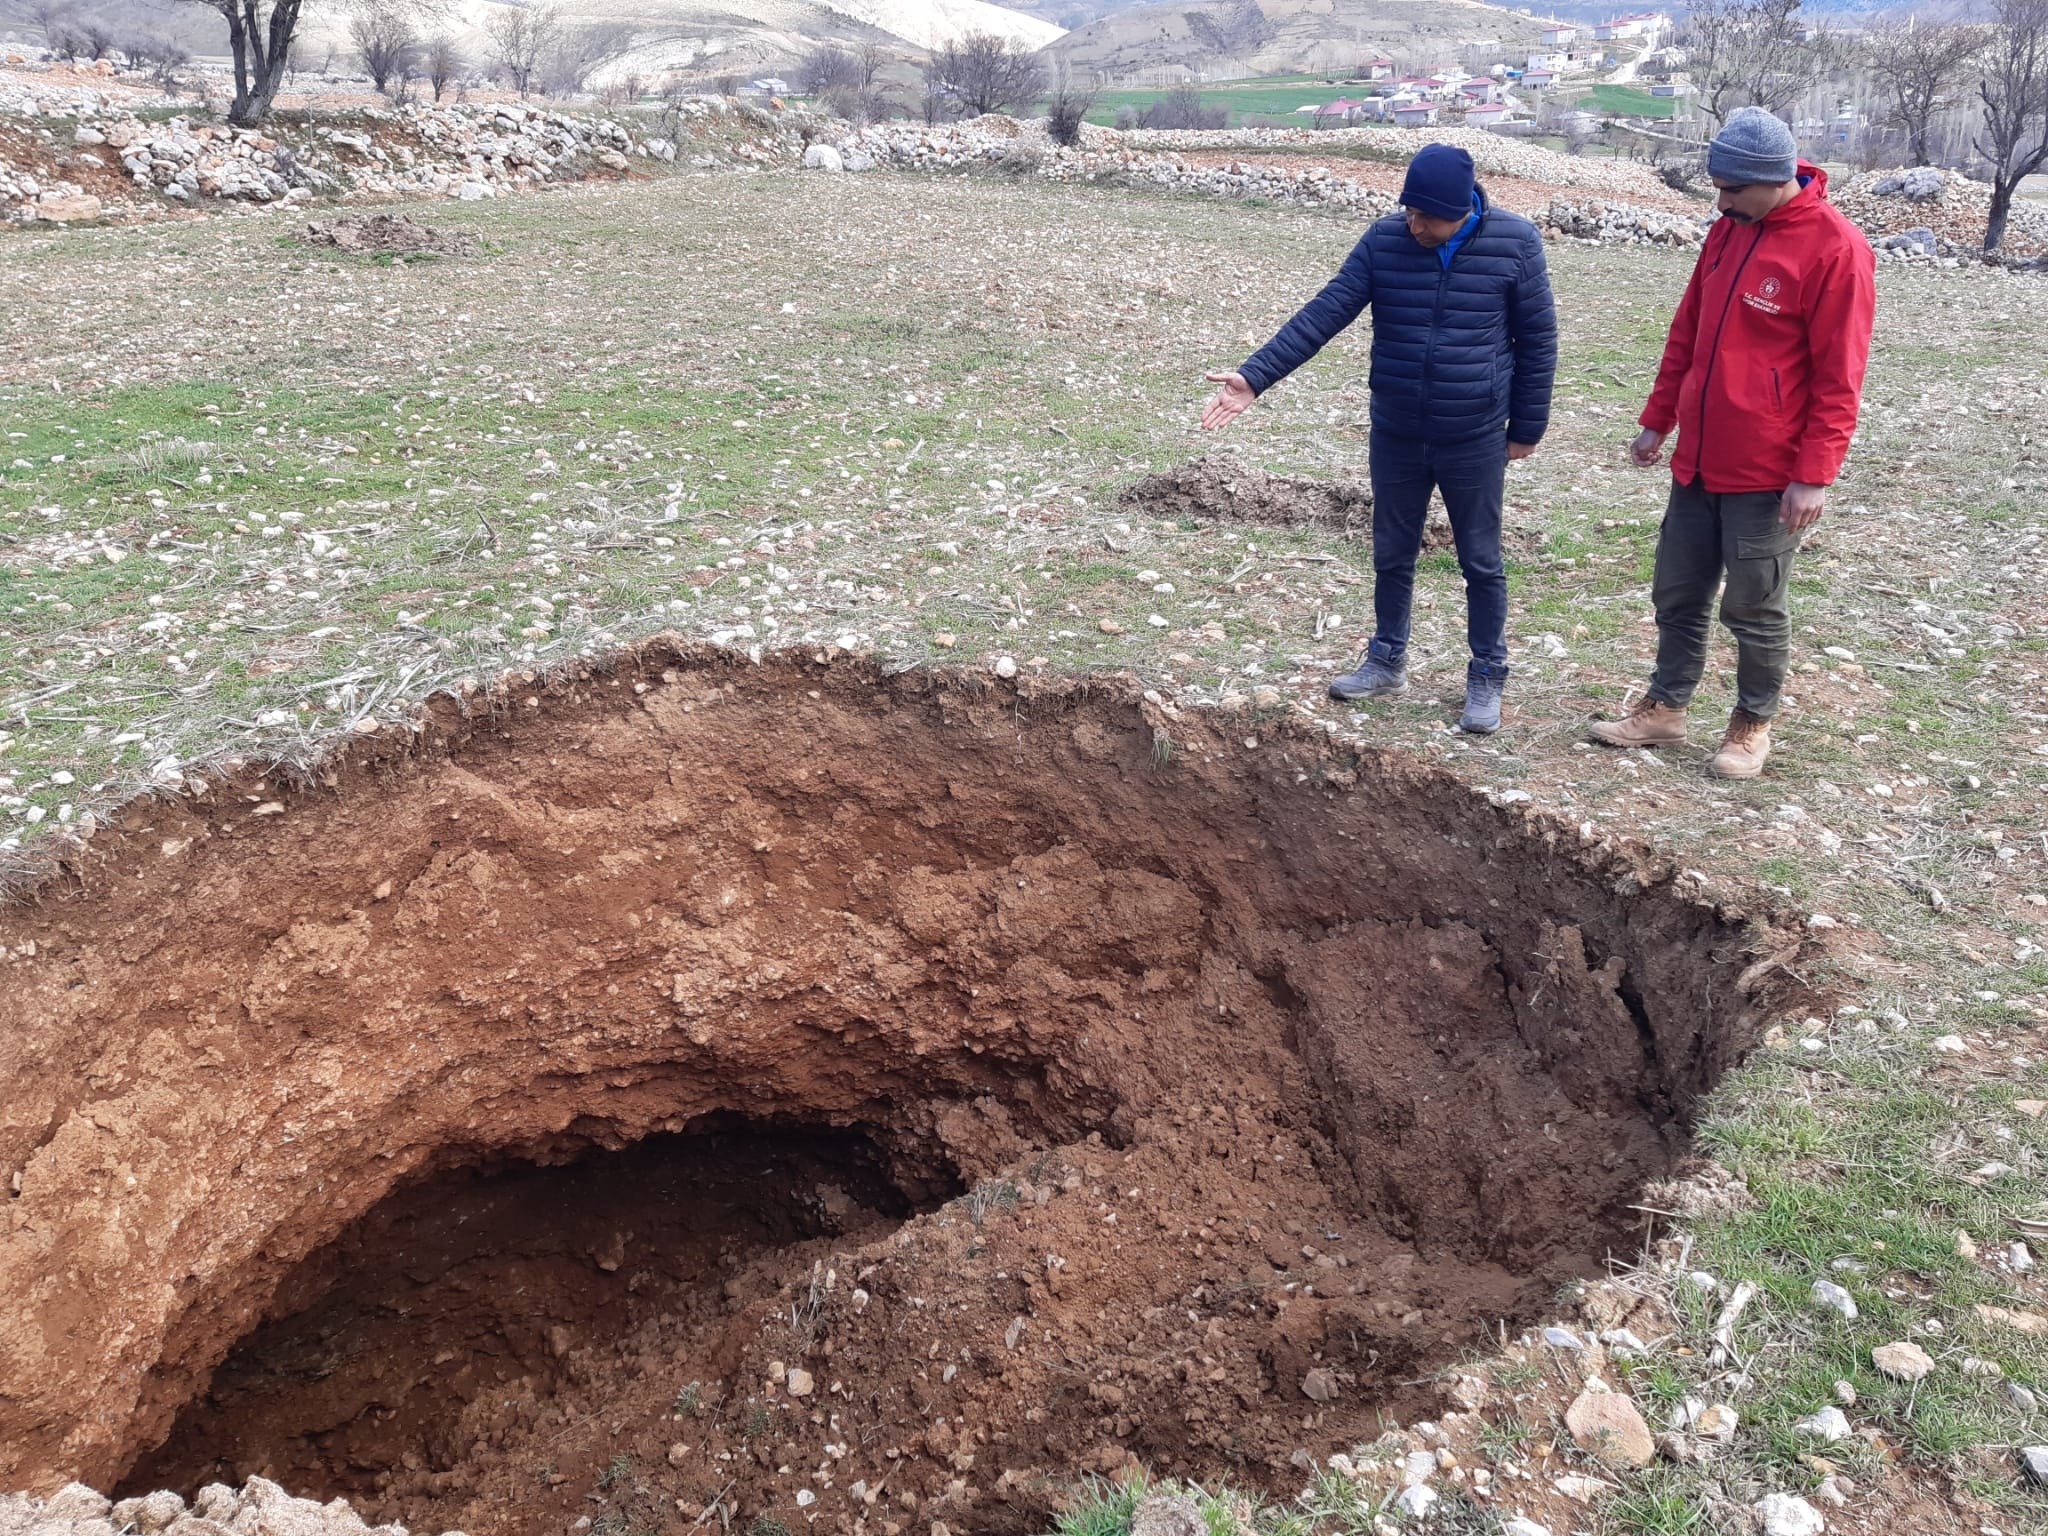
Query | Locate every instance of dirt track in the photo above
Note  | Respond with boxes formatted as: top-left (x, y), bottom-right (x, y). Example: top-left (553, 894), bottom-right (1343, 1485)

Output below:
top-left (0, 646), bottom-right (1798, 1535)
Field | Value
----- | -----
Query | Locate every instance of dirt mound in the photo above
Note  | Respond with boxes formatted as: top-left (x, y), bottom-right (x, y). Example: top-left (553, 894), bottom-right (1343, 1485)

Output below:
top-left (0, 648), bottom-right (1802, 1536)
top-left (1121, 455), bottom-right (1389, 541)
top-left (297, 213), bottom-right (482, 257)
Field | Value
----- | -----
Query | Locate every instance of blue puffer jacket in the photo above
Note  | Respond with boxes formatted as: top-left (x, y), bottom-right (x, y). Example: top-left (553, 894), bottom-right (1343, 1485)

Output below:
top-left (1238, 190), bottom-right (1559, 446)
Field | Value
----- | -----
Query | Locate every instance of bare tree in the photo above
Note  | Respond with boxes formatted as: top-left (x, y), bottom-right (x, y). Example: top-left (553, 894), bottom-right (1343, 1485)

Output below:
top-left (1866, 16), bottom-right (1986, 166)
top-left (423, 33), bottom-right (463, 100)
top-left (80, 22), bottom-right (118, 60)
top-left (1978, 0), bottom-right (2048, 250)
top-left (535, 20), bottom-right (632, 97)
top-left (927, 31), bottom-right (1046, 117)
top-left (1044, 59), bottom-right (1096, 144)
top-left (800, 44), bottom-right (862, 94)
top-left (1681, 0), bottom-right (1840, 126)
top-left (173, 0), bottom-right (308, 125)
top-left (483, 1), bottom-right (562, 97)
top-left (350, 0), bottom-right (420, 94)
top-left (1139, 83), bottom-right (1225, 129)
top-left (917, 64), bottom-right (958, 123)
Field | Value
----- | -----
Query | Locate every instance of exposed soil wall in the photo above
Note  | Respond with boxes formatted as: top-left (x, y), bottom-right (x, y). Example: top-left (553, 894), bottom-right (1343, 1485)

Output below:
top-left (0, 645), bottom-right (1802, 1535)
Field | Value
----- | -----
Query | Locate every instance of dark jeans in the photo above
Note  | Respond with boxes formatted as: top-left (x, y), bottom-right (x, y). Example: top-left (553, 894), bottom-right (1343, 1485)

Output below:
top-left (1646, 476), bottom-right (1798, 720)
top-left (1369, 428), bottom-right (1509, 672)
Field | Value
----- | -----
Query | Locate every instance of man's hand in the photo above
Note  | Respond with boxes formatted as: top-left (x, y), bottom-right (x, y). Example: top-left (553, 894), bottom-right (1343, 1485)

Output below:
top-left (1780, 481), bottom-right (1826, 531)
top-left (1507, 440), bottom-right (1537, 462)
top-left (1201, 371), bottom-right (1255, 432)
top-left (1629, 428), bottom-right (1666, 468)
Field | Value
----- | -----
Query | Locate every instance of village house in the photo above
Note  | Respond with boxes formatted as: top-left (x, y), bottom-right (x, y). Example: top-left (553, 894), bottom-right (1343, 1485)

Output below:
top-left (1539, 23), bottom-right (1578, 46)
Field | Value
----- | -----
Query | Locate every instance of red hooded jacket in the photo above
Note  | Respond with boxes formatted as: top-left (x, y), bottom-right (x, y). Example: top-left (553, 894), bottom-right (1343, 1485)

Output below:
top-left (1641, 163), bottom-right (1876, 494)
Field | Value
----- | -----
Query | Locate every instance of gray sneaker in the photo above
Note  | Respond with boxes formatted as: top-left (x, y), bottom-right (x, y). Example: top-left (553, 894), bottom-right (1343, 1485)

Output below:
top-left (1459, 663), bottom-right (1507, 734)
top-left (1329, 641), bottom-right (1408, 701)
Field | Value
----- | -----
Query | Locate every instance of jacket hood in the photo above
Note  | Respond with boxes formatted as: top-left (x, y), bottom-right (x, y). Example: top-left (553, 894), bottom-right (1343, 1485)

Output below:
top-left (1762, 162), bottom-right (1830, 224)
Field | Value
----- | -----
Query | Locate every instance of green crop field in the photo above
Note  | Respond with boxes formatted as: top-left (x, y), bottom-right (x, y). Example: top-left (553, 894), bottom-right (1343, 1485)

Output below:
top-left (1578, 81), bottom-right (1680, 119)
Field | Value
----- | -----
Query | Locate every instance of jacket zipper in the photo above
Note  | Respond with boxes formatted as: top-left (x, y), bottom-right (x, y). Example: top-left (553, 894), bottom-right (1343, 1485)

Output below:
top-left (1771, 367), bottom-right (1782, 411)
top-left (1693, 222), bottom-right (1766, 463)
top-left (1422, 209), bottom-right (1485, 417)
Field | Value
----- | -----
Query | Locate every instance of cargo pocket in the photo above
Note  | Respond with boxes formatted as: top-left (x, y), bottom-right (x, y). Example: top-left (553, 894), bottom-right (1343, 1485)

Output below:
top-left (1727, 527), bottom-right (1799, 626)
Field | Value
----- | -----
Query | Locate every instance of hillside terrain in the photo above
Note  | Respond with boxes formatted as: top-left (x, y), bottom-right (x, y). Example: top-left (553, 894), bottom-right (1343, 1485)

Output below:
top-left (1046, 0), bottom-right (1542, 84)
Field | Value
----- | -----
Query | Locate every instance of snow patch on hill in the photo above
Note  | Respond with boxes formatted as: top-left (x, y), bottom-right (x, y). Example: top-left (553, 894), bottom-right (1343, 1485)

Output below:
top-left (818, 0), bottom-right (1063, 50)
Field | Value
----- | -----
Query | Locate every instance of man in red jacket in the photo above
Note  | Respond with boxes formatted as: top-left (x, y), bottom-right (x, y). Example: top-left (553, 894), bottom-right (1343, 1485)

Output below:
top-left (1589, 106), bottom-right (1876, 778)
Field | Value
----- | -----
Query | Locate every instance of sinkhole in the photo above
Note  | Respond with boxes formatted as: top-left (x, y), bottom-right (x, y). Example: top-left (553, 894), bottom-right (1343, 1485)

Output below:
top-left (0, 647), bottom-right (1803, 1536)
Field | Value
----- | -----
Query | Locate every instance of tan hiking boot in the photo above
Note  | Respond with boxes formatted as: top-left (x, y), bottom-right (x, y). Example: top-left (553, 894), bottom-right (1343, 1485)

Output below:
top-left (1709, 709), bottom-right (1773, 779)
top-left (1588, 697), bottom-right (1688, 748)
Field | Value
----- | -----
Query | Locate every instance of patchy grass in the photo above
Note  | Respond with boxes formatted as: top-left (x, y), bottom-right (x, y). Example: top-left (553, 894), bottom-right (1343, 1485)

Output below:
top-left (4, 166), bottom-right (2048, 1525)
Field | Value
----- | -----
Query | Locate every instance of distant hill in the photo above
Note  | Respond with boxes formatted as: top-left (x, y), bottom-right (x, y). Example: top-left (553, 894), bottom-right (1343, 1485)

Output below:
top-left (1046, 0), bottom-right (1543, 82)
top-left (0, 0), bottom-right (1062, 85)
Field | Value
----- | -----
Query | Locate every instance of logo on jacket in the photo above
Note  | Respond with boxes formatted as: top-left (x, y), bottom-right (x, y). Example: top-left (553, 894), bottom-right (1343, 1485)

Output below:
top-left (1743, 276), bottom-right (1784, 315)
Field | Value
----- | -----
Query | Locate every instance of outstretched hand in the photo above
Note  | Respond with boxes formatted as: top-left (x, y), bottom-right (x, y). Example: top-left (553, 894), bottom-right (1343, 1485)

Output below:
top-left (1201, 371), bottom-right (1255, 432)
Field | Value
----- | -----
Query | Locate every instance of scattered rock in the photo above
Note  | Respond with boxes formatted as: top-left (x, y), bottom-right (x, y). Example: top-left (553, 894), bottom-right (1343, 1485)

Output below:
top-left (1976, 1304), bottom-right (2048, 1336)
top-left (785, 1366), bottom-right (814, 1397)
top-left (1503, 1520), bottom-right (1552, 1536)
top-left (2022, 1446), bottom-right (2048, 1487)
top-left (33, 191), bottom-right (101, 222)
top-left (1794, 1406), bottom-right (1852, 1442)
top-left (1810, 1279), bottom-right (1858, 1320)
top-left (991, 655), bottom-right (1018, 679)
top-left (1394, 1485), bottom-right (1436, 1519)
top-left (1564, 1383), bottom-right (1655, 1468)
top-left (802, 143), bottom-right (844, 173)
top-left (1872, 1341), bottom-right (1935, 1381)
top-left (1300, 1367), bottom-right (1339, 1403)
top-left (1551, 1474), bottom-right (1615, 1503)
top-left (1754, 1492), bottom-right (1826, 1536)
top-left (1129, 1494), bottom-right (1205, 1536)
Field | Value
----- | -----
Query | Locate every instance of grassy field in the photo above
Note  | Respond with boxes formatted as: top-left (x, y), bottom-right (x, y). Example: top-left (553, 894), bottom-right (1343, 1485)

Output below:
top-left (1574, 81), bottom-right (1681, 119)
top-left (1080, 78), bottom-right (1378, 127)
top-left (4, 168), bottom-right (2048, 1529)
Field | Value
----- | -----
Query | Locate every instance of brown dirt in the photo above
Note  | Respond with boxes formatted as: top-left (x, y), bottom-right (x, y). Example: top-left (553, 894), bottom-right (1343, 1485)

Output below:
top-left (1120, 455), bottom-right (1399, 543)
top-left (296, 214), bottom-right (484, 257)
top-left (0, 645), bottom-right (1801, 1536)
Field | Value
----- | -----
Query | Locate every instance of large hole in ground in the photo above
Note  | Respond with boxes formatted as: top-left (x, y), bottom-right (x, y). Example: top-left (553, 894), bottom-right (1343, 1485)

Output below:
top-left (0, 650), bottom-right (1802, 1536)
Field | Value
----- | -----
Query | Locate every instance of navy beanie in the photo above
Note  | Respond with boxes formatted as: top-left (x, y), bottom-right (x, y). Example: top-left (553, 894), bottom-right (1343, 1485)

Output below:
top-left (1400, 144), bottom-right (1475, 221)
top-left (1708, 106), bottom-right (1798, 184)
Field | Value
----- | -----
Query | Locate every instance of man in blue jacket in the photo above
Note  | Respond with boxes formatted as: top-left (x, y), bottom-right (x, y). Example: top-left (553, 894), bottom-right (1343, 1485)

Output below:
top-left (1201, 144), bottom-right (1558, 734)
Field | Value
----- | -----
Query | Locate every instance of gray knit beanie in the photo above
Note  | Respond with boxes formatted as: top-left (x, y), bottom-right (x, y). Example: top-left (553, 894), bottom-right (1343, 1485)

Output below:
top-left (1708, 106), bottom-right (1798, 184)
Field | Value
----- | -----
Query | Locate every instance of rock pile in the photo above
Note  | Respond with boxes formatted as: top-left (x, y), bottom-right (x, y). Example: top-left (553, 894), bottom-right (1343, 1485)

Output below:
top-left (1, 94), bottom-right (805, 225)
top-left (0, 1479), bottom-right (450, 1536)
top-left (1546, 198), bottom-right (1707, 247)
top-left (1834, 165), bottom-right (2048, 260)
top-left (1119, 123), bottom-right (1679, 201)
top-left (847, 117), bottom-right (1698, 248)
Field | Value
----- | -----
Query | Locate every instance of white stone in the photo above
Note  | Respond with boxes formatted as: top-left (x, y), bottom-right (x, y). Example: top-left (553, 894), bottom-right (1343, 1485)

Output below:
top-left (1872, 1341), bottom-right (1935, 1381)
top-left (1810, 1279), bottom-right (1858, 1320)
top-left (1794, 1406), bottom-right (1852, 1442)
top-left (1503, 1521), bottom-right (1552, 1536)
top-left (802, 143), bottom-right (844, 172)
top-left (1754, 1493), bottom-right (1825, 1536)
top-left (1394, 1485), bottom-right (1436, 1519)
